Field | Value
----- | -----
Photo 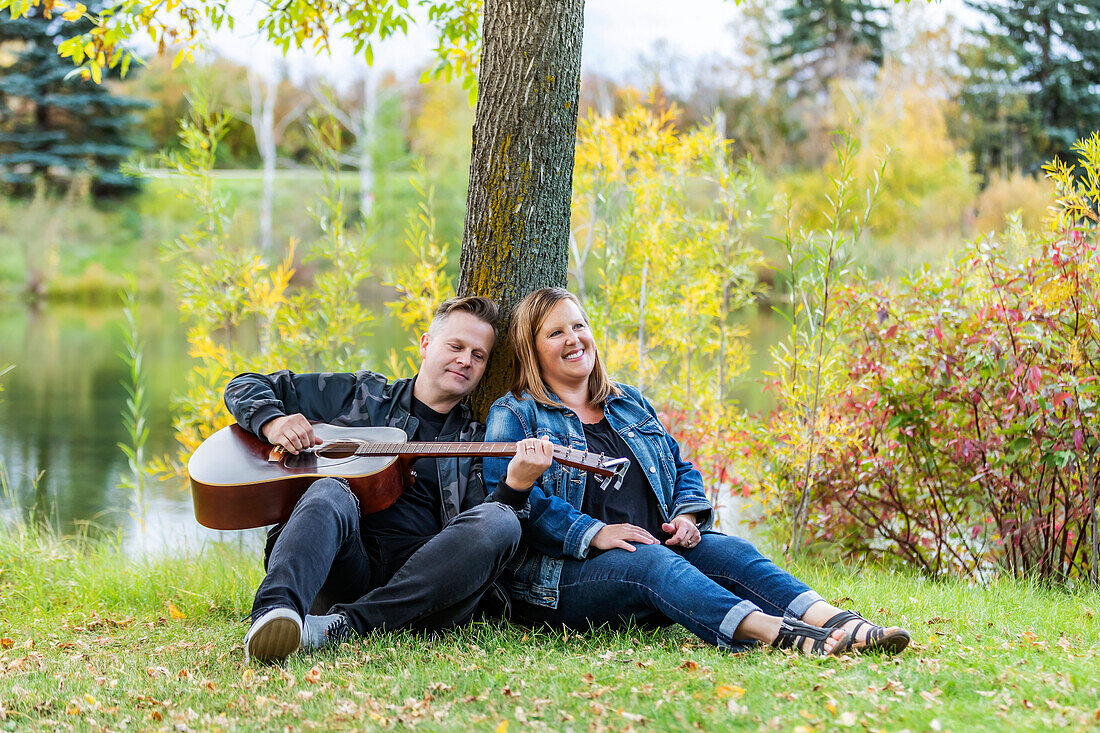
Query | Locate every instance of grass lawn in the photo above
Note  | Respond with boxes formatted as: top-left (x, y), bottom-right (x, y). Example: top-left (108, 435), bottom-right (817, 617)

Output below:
top-left (1, 528), bottom-right (1099, 731)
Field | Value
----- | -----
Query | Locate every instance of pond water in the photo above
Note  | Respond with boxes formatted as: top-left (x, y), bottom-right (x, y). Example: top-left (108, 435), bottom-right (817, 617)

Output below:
top-left (0, 300), bottom-right (783, 556)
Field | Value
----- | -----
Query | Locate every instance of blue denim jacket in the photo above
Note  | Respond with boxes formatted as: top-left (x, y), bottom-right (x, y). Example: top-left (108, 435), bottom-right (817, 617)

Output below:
top-left (483, 383), bottom-right (714, 608)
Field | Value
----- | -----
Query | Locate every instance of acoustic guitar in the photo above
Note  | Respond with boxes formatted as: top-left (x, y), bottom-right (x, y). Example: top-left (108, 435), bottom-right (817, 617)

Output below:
top-left (187, 423), bottom-right (630, 530)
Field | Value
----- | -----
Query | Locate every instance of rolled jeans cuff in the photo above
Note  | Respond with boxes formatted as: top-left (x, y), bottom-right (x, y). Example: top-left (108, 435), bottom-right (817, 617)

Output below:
top-left (785, 590), bottom-right (823, 619)
top-left (718, 599), bottom-right (761, 645)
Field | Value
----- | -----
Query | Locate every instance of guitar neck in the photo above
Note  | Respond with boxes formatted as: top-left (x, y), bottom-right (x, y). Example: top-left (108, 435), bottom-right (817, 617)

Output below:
top-left (354, 441), bottom-right (516, 458)
top-left (346, 441), bottom-right (624, 477)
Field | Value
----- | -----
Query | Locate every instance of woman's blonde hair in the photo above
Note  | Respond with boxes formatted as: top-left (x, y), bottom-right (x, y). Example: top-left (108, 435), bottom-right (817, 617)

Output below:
top-left (509, 287), bottom-right (621, 407)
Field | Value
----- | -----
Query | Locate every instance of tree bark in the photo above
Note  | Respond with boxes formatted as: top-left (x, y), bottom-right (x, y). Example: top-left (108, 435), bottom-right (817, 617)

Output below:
top-left (458, 0), bottom-right (585, 418)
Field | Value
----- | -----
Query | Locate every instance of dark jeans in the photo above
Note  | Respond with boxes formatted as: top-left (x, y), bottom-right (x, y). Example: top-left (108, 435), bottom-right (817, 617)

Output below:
top-left (253, 478), bottom-right (521, 635)
top-left (513, 532), bottom-right (822, 651)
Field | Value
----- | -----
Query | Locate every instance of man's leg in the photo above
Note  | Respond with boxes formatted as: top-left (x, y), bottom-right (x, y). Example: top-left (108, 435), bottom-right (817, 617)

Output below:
top-left (247, 478), bottom-right (375, 662)
top-left (332, 502), bottom-right (520, 633)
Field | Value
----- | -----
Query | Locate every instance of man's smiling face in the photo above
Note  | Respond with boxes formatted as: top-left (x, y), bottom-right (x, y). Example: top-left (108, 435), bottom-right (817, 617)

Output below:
top-left (415, 310), bottom-right (496, 410)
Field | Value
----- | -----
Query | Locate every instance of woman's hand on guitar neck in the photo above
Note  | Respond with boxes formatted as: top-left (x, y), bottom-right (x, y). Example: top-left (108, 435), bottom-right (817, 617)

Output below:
top-left (503, 437), bottom-right (554, 492)
top-left (261, 413), bottom-right (324, 454)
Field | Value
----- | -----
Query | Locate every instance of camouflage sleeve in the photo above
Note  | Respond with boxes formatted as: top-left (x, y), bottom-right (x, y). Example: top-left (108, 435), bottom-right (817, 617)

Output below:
top-left (223, 370), bottom-right (368, 437)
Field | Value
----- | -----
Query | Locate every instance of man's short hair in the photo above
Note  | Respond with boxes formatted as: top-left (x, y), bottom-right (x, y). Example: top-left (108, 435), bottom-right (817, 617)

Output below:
top-left (428, 295), bottom-right (500, 336)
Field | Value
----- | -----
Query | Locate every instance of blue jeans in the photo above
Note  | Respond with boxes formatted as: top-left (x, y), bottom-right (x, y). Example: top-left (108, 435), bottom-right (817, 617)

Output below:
top-left (253, 478), bottom-right (521, 634)
top-left (512, 532), bottom-right (822, 651)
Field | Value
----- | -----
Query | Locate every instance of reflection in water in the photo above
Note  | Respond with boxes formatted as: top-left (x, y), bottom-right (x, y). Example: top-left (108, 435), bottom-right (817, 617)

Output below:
top-left (0, 302), bottom-right (257, 555)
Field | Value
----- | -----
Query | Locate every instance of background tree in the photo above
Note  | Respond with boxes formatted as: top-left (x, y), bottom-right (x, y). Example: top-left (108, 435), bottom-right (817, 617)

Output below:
top-left (951, 35), bottom-right (1042, 180)
top-left (766, 0), bottom-right (891, 167)
top-left (966, 0), bottom-right (1100, 171)
top-left (0, 4), bottom-right (148, 195)
top-left (770, 0), bottom-right (891, 100)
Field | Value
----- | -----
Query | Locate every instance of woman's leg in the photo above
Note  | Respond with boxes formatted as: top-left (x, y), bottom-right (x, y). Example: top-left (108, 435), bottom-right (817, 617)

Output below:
top-left (682, 533), bottom-right (908, 651)
top-left (680, 533), bottom-right (822, 619)
top-left (515, 543), bottom-right (845, 654)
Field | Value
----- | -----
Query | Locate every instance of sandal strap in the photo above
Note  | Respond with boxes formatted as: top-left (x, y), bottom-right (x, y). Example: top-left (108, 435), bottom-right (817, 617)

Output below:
top-left (825, 609), bottom-right (902, 652)
top-left (773, 614), bottom-right (847, 656)
top-left (822, 610), bottom-right (862, 628)
top-left (822, 610), bottom-right (871, 653)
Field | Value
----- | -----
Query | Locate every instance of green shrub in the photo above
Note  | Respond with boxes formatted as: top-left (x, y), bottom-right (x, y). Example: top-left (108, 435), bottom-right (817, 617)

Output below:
top-left (755, 135), bottom-right (1100, 583)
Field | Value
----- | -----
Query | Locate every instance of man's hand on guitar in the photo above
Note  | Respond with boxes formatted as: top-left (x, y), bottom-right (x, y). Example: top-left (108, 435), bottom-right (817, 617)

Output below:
top-left (504, 437), bottom-right (554, 491)
top-left (262, 414), bottom-right (323, 454)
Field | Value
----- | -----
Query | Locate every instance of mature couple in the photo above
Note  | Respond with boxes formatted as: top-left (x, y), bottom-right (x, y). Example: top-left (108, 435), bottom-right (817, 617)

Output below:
top-left (228, 290), bottom-right (909, 664)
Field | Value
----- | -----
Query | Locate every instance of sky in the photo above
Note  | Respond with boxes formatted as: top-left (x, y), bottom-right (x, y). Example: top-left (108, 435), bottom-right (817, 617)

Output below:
top-left (209, 0), bottom-right (975, 90)
top-left (211, 1), bottom-right (749, 88)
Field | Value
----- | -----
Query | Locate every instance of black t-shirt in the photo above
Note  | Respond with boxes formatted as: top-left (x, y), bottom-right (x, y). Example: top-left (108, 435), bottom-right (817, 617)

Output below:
top-left (359, 396), bottom-right (451, 573)
top-left (579, 418), bottom-right (667, 541)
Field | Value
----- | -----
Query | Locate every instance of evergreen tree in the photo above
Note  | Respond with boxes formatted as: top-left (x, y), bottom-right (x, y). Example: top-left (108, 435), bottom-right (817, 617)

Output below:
top-left (770, 0), bottom-right (892, 98)
top-left (0, 6), bottom-right (148, 195)
top-left (966, 0), bottom-right (1100, 171)
top-left (952, 35), bottom-right (1043, 180)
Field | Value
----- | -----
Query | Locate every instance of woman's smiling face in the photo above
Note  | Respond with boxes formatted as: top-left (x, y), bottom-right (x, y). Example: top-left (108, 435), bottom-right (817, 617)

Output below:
top-left (535, 298), bottom-right (597, 390)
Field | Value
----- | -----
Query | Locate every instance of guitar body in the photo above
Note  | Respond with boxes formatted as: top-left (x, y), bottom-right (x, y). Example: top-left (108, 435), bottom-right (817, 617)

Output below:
top-left (188, 424), bottom-right (412, 530)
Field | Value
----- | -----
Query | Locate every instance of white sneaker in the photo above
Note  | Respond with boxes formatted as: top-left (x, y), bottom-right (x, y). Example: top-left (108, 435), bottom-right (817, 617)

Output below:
top-left (244, 607), bottom-right (302, 663)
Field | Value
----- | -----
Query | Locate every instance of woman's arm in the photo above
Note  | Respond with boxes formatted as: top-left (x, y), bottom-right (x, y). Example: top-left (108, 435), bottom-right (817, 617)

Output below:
top-left (484, 401), bottom-right (608, 559)
top-left (635, 390), bottom-right (715, 530)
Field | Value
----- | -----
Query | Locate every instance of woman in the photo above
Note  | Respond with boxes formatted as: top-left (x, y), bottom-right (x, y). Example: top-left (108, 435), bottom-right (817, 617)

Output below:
top-left (484, 288), bottom-right (910, 656)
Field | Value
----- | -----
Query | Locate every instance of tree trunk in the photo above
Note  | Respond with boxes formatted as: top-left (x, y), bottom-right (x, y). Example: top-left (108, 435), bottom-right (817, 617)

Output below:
top-left (358, 71), bottom-right (377, 220)
top-left (458, 0), bottom-right (585, 418)
top-left (248, 70), bottom-right (277, 252)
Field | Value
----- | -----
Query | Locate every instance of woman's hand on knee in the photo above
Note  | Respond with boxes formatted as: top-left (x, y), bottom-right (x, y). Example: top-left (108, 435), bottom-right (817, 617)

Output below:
top-left (591, 524), bottom-right (659, 552)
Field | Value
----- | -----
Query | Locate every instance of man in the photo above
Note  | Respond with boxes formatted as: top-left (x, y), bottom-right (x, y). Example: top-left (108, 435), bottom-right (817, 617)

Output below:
top-left (225, 296), bottom-right (549, 663)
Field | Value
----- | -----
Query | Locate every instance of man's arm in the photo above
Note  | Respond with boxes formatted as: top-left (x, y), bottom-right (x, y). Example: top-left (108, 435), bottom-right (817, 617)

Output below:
top-left (224, 370), bottom-right (378, 451)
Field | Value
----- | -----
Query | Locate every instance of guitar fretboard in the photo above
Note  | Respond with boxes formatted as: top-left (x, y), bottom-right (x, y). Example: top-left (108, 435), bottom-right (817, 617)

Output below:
top-left (354, 441), bottom-right (517, 457)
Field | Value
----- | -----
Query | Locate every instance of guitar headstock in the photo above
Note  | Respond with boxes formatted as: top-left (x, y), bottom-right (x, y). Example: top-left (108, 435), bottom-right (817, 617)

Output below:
top-left (550, 445), bottom-right (631, 479)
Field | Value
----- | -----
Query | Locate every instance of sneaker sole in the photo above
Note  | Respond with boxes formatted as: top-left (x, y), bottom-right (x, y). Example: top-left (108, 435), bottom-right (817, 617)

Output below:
top-left (246, 616), bottom-right (301, 663)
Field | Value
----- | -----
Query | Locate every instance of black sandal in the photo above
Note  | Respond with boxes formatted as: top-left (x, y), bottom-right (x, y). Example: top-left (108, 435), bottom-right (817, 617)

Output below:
top-left (771, 613), bottom-right (851, 657)
top-left (823, 610), bottom-right (910, 654)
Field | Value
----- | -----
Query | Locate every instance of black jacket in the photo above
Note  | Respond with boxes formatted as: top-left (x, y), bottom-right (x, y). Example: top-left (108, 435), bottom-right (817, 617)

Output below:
top-left (224, 369), bottom-right (487, 525)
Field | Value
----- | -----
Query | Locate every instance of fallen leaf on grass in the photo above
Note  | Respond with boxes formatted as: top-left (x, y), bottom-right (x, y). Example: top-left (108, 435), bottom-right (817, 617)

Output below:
top-left (304, 666), bottom-right (322, 684)
top-left (0, 638), bottom-right (12, 649)
top-left (494, 721), bottom-right (508, 733)
top-left (837, 711), bottom-right (858, 727)
top-left (919, 689), bottom-right (942, 703)
top-left (167, 602), bottom-right (186, 621)
top-left (680, 660), bottom-right (699, 672)
top-left (715, 685), bottom-right (745, 700)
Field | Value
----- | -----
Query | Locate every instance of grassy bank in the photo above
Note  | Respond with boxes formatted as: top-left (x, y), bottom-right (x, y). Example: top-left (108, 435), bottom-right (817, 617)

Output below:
top-left (0, 169), bottom-right (466, 302)
top-left (2, 529), bottom-right (1099, 731)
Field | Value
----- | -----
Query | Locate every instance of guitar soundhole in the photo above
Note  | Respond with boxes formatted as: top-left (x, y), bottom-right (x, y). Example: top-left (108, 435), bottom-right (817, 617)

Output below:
top-left (317, 447), bottom-right (357, 459)
top-left (282, 452), bottom-right (359, 469)
top-left (316, 440), bottom-right (362, 460)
